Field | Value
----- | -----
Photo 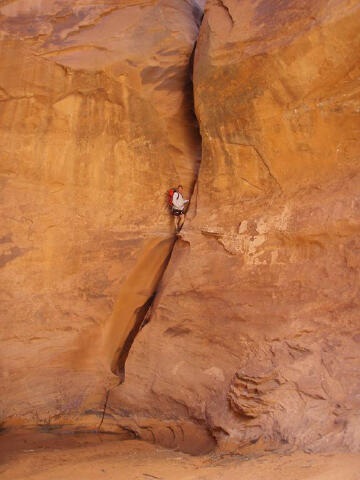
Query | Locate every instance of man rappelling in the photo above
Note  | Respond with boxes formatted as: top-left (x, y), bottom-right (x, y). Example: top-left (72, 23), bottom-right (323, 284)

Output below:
top-left (168, 185), bottom-right (189, 233)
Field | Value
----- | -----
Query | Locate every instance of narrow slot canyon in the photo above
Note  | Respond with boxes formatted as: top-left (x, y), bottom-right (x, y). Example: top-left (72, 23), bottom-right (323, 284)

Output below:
top-left (100, 27), bottom-right (203, 412)
top-left (1, 0), bottom-right (360, 479)
top-left (102, 27), bottom-right (203, 388)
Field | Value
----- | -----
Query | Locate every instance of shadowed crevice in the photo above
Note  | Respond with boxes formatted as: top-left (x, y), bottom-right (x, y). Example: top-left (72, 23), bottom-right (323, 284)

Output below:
top-left (112, 292), bottom-right (156, 382)
top-left (104, 237), bottom-right (176, 382)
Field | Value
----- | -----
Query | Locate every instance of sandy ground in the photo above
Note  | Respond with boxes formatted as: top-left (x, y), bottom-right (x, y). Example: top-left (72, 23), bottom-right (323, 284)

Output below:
top-left (1, 431), bottom-right (360, 480)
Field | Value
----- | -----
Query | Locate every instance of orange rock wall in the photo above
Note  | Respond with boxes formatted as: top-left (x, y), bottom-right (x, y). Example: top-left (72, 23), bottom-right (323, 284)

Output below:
top-left (106, 0), bottom-right (360, 453)
top-left (2, 0), bottom-right (360, 455)
top-left (0, 0), bottom-right (203, 425)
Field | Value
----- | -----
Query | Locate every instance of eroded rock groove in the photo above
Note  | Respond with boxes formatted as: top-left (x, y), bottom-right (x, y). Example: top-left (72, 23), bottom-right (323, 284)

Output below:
top-left (100, 23), bottom-right (204, 432)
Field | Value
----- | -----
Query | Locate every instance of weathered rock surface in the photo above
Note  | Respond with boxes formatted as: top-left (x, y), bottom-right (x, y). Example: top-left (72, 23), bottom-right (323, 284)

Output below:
top-left (0, 0), bottom-right (203, 427)
top-left (3, 0), bottom-right (360, 457)
top-left (105, 0), bottom-right (360, 453)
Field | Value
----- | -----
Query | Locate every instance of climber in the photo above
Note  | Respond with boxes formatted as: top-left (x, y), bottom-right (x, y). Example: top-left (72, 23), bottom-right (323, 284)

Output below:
top-left (172, 185), bottom-right (189, 233)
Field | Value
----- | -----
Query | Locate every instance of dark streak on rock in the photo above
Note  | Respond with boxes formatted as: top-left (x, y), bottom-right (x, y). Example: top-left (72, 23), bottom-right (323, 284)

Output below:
top-left (0, 246), bottom-right (30, 268)
top-left (0, 234), bottom-right (12, 244)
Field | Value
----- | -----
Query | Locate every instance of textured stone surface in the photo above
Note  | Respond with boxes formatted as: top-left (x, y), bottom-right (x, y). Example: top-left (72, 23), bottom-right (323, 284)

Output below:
top-left (0, 0), bottom-right (203, 425)
top-left (106, 0), bottom-right (360, 453)
top-left (3, 0), bottom-right (360, 457)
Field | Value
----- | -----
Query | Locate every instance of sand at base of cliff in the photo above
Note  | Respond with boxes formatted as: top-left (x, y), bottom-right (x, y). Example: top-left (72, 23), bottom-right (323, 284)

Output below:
top-left (1, 432), bottom-right (360, 480)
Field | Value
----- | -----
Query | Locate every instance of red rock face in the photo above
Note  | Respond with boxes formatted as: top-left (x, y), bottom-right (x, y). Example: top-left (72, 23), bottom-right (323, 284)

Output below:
top-left (106, 0), bottom-right (360, 453)
top-left (0, 0), bottom-right (203, 427)
top-left (2, 0), bottom-right (360, 456)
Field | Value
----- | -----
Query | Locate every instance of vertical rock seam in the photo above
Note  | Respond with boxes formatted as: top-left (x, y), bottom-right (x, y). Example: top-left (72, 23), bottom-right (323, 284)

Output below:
top-left (99, 31), bottom-right (205, 437)
top-left (95, 8), bottom-right (205, 438)
top-left (103, 37), bottom-right (204, 385)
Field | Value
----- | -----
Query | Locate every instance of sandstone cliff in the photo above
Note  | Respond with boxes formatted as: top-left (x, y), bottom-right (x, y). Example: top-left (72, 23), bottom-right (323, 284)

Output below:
top-left (2, 0), bottom-right (360, 457)
top-left (104, 0), bottom-right (360, 454)
top-left (0, 0), bottom-right (203, 427)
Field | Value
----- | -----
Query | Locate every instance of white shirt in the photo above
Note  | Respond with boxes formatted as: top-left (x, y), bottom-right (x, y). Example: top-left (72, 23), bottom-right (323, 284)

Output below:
top-left (172, 192), bottom-right (189, 210)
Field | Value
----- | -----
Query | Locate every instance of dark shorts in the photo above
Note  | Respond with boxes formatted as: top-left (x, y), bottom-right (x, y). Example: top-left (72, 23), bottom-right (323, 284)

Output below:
top-left (172, 209), bottom-right (183, 216)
